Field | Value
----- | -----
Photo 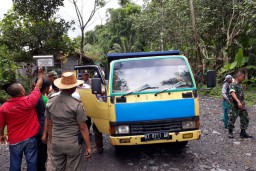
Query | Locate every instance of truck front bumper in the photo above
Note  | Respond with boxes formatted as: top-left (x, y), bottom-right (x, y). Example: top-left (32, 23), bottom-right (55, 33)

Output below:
top-left (109, 130), bottom-right (201, 146)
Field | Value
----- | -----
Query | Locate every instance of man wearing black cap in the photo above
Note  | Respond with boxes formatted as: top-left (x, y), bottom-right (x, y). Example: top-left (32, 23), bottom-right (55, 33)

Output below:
top-left (47, 70), bottom-right (58, 96)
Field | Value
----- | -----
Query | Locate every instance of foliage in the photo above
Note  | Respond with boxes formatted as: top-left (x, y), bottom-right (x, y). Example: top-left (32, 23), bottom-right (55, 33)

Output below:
top-left (0, 0), bottom-right (74, 103)
top-left (16, 71), bottom-right (34, 96)
top-left (13, 0), bottom-right (65, 20)
top-left (134, 0), bottom-right (193, 53)
top-left (83, 2), bottom-right (142, 65)
top-left (0, 45), bottom-right (17, 104)
top-left (221, 48), bottom-right (249, 73)
top-left (0, 1), bottom-right (73, 63)
top-left (0, 11), bottom-right (73, 62)
top-left (80, 0), bottom-right (256, 81)
top-left (200, 85), bottom-right (256, 106)
top-left (245, 86), bottom-right (256, 106)
top-left (0, 45), bottom-right (17, 88)
top-left (70, 0), bottom-right (105, 64)
top-left (0, 0), bottom-right (255, 87)
top-left (84, 44), bottom-right (102, 63)
top-left (0, 90), bottom-right (9, 105)
top-left (207, 86), bottom-right (222, 98)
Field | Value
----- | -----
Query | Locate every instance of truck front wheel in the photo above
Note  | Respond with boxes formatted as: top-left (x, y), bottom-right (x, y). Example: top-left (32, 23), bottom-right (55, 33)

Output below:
top-left (175, 141), bottom-right (188, 148)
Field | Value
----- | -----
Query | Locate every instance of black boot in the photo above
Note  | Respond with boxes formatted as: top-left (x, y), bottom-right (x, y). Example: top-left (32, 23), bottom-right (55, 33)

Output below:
top-left (228, 129), bottom-right (234, 138)
top-left (240, 129), bottom-right (252, 138)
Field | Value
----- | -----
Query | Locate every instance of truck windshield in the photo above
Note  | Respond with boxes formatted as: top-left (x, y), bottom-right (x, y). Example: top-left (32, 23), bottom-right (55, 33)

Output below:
top-left (112, 57), bottom-right (194, 93)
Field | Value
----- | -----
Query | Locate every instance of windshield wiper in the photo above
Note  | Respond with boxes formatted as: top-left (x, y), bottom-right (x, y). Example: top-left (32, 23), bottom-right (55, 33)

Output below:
top-left (121, 86), bottom-right (159, 98)
top-left (155, 81), bottom-right (187, 96)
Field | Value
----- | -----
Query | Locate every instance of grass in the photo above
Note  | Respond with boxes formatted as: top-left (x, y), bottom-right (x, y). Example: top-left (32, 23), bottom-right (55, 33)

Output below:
top-left (245, 89), bottom-right (256, 106)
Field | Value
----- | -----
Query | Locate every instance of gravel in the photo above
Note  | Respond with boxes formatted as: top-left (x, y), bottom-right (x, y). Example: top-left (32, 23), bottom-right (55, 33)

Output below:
top-left (1, 95), bottom-right (256, 171)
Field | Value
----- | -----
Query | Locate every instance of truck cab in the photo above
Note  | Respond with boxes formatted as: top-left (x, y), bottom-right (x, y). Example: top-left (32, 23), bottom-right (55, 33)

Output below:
top-left (74, 51), bottom-right (215, 146)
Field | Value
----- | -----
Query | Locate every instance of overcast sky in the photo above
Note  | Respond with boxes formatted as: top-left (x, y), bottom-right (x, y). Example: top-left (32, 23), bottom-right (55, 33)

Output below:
top-left (0, 0), bottom-right (143, 38)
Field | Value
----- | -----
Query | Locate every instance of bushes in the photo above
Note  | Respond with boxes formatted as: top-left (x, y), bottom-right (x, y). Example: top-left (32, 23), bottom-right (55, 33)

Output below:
top-left (0, 90), bottom-right (9, 104)
top-left (245, 86), bottom-right (256, 106)
top-left (200, 84), bottom-right (256, 106)
top-left (0, 59), bottom-right (17, 104)
top-left (207, 86), bottom-right (222, 98)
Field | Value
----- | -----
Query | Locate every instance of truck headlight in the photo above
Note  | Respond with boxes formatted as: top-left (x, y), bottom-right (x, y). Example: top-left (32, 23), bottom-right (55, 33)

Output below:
top-left (182, 121), bottom-right (196, 130)
top-left (115, 125), bottom-right (130, 134)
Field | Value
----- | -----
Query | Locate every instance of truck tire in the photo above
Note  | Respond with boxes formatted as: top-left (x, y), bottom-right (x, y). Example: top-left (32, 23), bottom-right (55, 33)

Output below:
top-left (114, 146), bottom-right (128, 154)
top-left (175, 141), bottom-right (188, 148)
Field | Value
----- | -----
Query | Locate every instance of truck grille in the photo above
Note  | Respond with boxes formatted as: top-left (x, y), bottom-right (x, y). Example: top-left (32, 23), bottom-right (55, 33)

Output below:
top-left (129, 120), bottom-right (182, 135)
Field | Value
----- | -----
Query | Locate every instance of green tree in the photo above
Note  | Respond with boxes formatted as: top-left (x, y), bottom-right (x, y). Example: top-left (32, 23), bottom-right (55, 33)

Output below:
top-left (70, 0), bottom-right (105, 64)
top-left (134, 1), bottom-right (194, 56)
top-left (0, 0), bottom-right (73, 63)
top-left (13, 0), bottom-right (64, 21)
top-left (0, 44), bottom-right (17, 104)
top-left (0, 11), bottom-right (73, 62)
top-left (118, 0), bottom-right (131, 7)
top-left (82, 0), bottom-right (256, 71)
top-left (195, 0), bottom-right (255, 67)
top-left (82, 2), bottom-right (142, 65)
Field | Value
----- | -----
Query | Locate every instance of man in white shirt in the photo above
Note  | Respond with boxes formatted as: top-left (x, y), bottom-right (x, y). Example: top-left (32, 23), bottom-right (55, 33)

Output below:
top-left (221, 75), bottom-right (232, 128)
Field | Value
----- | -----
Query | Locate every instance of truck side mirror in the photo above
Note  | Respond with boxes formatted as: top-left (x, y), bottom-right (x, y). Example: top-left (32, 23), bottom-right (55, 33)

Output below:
top-left (91, 78), bottom-right (102, 94)
top-left (206, 70), bottom-right (216, 88)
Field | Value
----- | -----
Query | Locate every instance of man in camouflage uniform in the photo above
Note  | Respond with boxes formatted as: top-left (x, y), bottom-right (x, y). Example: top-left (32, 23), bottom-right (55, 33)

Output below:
top-left (228, 71), bottom-right (252, 138)
top-left (194, 65), bottom-right (205, 86)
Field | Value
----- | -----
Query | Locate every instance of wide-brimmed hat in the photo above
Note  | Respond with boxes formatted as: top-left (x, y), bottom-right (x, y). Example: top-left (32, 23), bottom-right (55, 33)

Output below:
top-left (54, 72), bottom-right (83, 89)
top-left (224, 75), bottom-right (233, 82)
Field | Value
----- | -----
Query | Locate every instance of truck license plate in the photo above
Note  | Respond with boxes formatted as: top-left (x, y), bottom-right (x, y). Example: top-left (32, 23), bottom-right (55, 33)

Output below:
top-left (144, 132), bottom-right (170, 141)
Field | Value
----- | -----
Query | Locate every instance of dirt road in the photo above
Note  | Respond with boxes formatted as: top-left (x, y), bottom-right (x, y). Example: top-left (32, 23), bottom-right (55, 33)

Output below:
top-left (1, 96), bottom-right (256, 171)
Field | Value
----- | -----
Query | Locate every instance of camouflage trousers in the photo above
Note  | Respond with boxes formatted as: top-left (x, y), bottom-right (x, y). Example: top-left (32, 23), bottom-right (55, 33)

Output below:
top-left (228, 104), bottom-right (249, 129)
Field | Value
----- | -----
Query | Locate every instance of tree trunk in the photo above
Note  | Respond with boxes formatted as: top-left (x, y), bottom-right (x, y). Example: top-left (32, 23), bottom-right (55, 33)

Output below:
top-left (80, 27), bottom-right (85, 65)
top-left (159, 0), bottom-right (164, 51)
top-left (189, 0), bottom-right (201, 65)
top-left (222, 46), bottom-right (229, 65)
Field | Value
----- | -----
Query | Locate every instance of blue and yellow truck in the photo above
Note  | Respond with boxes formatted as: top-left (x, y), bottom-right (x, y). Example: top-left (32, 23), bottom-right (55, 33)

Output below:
top-left (75, 51), bottom-right (215, 147)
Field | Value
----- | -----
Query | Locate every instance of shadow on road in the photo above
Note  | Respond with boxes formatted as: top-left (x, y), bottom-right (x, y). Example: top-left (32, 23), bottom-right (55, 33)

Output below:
top-left (114, 142), bottom-right (187, 159)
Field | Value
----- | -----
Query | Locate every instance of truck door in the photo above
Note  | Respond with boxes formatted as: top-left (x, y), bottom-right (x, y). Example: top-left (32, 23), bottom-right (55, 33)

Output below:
top-left (74, 65), bottom-right (110, 134)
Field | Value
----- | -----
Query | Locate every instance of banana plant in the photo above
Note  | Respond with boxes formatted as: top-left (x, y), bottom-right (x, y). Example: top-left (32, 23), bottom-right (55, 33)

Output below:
top-left (221, 48), bottom-right (249, 73)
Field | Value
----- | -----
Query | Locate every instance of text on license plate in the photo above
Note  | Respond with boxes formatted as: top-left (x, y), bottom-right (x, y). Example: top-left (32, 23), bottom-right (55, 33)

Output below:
top-left (144, 132), bottom-right (170, 141)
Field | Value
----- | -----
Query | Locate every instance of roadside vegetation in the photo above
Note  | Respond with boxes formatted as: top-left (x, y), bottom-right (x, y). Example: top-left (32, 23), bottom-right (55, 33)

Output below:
top-left (0, 0), bottom-right (256, 104)
top-left (201, 85), bottom-right (256, 106)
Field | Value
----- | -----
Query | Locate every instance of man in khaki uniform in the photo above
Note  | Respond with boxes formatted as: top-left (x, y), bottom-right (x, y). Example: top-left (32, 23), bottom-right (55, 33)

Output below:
top-left (45, 72), bottom-right (92, 171)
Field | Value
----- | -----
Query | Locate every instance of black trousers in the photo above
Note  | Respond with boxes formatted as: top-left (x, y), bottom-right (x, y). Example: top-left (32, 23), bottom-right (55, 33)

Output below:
top-left (86, 117), bottom-right (92, 131)
top-left (37, 134), bottom-right (47, 171)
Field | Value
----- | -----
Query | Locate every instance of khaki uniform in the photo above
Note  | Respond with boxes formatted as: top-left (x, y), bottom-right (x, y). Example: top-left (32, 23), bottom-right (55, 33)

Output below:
top-left (45, 92), bottom-right (87, 171)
